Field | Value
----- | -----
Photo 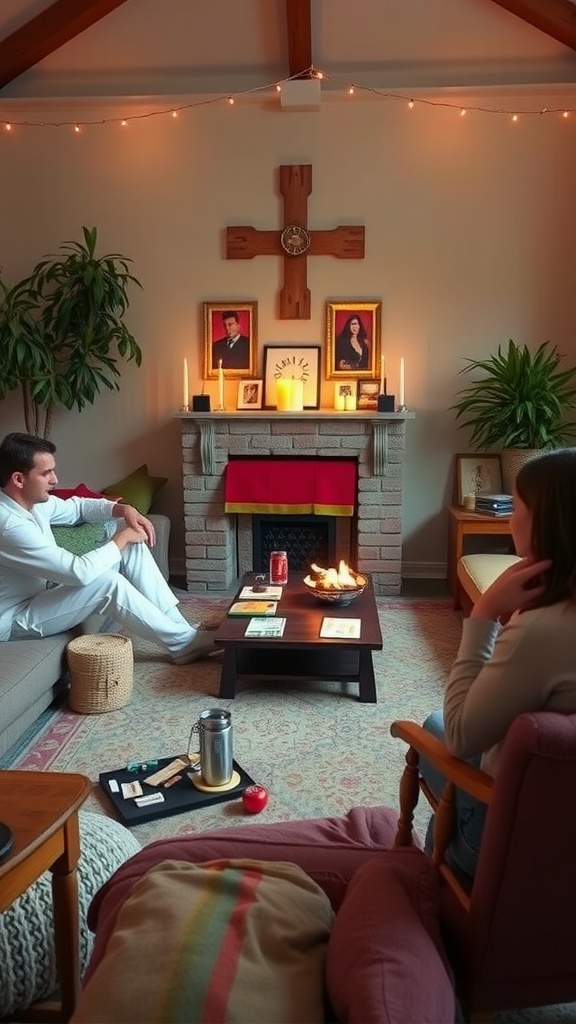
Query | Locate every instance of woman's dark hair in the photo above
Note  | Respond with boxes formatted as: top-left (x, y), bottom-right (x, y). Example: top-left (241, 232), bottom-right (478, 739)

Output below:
top-left (0, 432), bottom-right (56, 487)
top-left (338, 314), bottom-right (368, 343)
top-left (515, 448), bottom-right (576, 605)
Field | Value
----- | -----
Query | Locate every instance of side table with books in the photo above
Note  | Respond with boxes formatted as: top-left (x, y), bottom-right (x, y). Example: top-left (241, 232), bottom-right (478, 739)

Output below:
top-left (447, 504), bottom-right (512, 601)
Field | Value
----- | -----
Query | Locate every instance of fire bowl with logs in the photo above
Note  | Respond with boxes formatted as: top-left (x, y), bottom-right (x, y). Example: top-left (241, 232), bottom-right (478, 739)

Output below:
top-left (303, 560), bottom-right (368, 606)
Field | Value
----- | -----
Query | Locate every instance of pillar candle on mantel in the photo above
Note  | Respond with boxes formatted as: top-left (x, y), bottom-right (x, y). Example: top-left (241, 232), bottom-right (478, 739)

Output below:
top-left (399, 357), bottom-right (405, 407)
top-left (334, 384), bottom-right (345, 411)
top-left (276, 379), bottom-right (292, 411)
top-left (218, 359), bottom-right (224, 409)
top-left (344, 393), bottom-right (357, 411)
top-left (182, 358), bottom-right (189, 409)
top-left (290, 378), bottom-right (304, 411)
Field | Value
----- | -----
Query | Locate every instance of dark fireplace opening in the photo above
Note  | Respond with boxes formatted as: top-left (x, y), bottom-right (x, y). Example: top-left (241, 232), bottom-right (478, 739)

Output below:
top-left (252, 515), bottom-right (337, 573)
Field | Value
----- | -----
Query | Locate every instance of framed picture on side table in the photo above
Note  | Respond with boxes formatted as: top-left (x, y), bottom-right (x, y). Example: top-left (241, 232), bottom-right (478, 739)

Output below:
top-left (263, 345), bottom-right (321, 409)
top-left (454, 453), bottom-right (503, 507)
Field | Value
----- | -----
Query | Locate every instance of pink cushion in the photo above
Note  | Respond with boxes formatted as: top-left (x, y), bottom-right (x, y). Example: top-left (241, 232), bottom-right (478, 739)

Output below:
top-left (326, 852), bottom-right (455, 1024)
top-left (51, 482), bottom-right (109, 500)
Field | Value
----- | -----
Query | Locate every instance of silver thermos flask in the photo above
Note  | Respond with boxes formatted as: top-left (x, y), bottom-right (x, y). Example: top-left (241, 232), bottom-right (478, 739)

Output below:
top-left (198, 708), bottom-right (233, 786)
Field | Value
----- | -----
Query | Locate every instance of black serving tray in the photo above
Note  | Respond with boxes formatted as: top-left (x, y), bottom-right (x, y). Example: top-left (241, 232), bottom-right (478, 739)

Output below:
top-left (99, 755), bottom-right (254, 826)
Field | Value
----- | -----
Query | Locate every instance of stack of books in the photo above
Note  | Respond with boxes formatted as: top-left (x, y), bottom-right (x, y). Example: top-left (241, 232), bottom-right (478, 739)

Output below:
top-left (475, 494), bottom-right (513, 516)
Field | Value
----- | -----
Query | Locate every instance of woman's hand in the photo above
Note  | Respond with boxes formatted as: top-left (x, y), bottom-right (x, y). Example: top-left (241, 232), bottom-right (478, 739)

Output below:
top-left (471, 556), bottom-right (552, 623)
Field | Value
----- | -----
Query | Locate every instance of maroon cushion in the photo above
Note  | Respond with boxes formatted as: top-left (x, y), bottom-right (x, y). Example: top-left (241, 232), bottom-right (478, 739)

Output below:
top-left (326, 852), bottom-right (455, 1024)
top-left (51, 482), bottom-right (109, 500)
top-left (84, 806), bottom-right (400, 987)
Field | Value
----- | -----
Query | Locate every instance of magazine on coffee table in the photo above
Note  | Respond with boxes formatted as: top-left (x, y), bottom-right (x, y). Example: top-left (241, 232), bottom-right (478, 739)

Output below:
top-left (239, 584), bottom-right (283, 600)
top-left (320, 617), bottom-right (362, 639)
top-left (244, 617), bottom-right (286, 638)
top-left (229, 600), bottom-right (278, 616)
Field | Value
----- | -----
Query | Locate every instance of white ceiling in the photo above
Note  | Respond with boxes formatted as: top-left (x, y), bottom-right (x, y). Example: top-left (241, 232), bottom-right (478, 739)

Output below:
top-left (2, 0), bottom-right (576, 102)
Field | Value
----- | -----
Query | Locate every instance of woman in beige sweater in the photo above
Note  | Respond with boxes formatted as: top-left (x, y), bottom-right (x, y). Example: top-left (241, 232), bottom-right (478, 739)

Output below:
top-left (422, 448), bottom-right (576, 875)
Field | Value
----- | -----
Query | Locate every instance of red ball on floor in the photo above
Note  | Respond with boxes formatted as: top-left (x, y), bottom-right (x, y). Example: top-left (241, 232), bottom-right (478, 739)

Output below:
top-left (242, 785), bottom-right (269, 814)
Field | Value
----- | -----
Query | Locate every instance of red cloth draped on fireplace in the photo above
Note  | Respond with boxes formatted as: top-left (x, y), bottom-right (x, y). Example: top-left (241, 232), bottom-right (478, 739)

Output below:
top-left (224, 459), bottom-right (356, 516)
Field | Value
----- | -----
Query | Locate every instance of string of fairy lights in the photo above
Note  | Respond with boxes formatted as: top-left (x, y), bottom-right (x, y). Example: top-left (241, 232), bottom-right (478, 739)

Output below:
top-left (1, 65), bottom-right (575, 132)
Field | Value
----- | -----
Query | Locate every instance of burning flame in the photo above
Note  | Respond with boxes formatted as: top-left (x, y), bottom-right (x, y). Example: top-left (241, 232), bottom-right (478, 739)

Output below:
top-left (309, 560), bottom-right (362, 590)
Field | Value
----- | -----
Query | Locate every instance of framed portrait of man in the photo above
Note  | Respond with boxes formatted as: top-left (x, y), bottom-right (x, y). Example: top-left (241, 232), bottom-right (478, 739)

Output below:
top-left (203, 301), bottom-right (257, 379)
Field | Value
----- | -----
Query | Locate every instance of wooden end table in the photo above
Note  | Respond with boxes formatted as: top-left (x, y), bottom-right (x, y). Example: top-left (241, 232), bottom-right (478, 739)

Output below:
top-left (213, 572), bottom-right (383, 702)
top-left (447, 505), bottom-right (512, 600)
top-left (0, 770), bottom-right (92, 1021)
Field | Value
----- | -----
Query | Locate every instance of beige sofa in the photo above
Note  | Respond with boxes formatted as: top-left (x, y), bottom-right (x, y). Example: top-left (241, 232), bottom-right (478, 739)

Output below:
top-left (456, 552), bottom-right (521, 615)
top-left (0, 514), bottom-right (170, 759)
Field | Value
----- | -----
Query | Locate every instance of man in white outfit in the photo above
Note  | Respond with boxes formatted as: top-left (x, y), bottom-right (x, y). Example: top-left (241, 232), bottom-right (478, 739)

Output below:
top-left (0, 432), bottom-right (218, 664)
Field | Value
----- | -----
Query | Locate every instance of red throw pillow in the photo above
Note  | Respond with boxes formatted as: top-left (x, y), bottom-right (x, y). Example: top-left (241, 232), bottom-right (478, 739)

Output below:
top-left (51, 483), bottom-right (110, 501)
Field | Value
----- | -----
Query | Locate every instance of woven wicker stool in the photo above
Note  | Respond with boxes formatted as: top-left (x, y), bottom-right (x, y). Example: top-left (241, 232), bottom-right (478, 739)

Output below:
top-left (67, 634), bottom-right (133, 714)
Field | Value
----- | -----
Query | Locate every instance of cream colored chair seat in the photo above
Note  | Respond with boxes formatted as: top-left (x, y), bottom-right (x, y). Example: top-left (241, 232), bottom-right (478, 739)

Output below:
top-left (456, 553), bottom-right (521, 614)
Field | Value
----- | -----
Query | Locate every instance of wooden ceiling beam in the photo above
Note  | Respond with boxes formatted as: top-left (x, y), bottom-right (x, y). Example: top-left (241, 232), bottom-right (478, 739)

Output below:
top-left (0, 0), bottom-right (129, 89)
top-left (489, 0), bottom-right (576, 53)
top-left (285, 0), bottom-right (312, 78)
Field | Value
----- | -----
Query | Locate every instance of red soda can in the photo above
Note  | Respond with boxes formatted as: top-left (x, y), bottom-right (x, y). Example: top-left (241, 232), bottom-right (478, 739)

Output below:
top-left (270, 550), bottom-right (288, 585)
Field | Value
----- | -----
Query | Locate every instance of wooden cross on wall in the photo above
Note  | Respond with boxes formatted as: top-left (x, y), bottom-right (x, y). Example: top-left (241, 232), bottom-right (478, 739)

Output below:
top-left (225, 164), bottom-right (365, 320)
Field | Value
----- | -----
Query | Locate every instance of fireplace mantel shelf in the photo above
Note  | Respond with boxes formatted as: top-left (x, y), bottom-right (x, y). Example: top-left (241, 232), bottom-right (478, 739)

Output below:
top-left (175, 410), bottom-right (415, 421)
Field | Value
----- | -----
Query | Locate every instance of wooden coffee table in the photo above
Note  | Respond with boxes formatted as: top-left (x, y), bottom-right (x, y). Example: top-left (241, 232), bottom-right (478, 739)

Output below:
top-left (214, 573), bottom-right (382, 702)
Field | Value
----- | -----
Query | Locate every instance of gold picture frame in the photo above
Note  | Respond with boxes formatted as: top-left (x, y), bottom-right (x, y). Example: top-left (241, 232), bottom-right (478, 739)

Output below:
top-left (203, 301), bottom-right (257, 379)
top-left (325, 300), bottom-right (381, 379)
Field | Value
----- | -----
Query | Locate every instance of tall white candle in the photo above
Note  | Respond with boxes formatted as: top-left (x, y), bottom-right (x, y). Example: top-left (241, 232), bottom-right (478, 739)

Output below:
top-left (218, 359), bottom-right (224, 409)
top-left (399, 357), bottom-right (405, 406)
top-left (182, 358), bottom-right (189, 409)
top-left (380, 355), bottom-right (385, 394)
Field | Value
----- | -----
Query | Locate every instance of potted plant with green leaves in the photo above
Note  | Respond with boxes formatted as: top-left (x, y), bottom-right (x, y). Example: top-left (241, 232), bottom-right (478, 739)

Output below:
top-left (0, 226), bottom-right (142, 438)
top-left (451, 339), bottom-right (576, 491)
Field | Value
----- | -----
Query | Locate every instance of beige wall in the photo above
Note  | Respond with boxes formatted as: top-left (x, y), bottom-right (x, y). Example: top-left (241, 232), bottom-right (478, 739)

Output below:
top-left (1, 91), bottom-right (576, 577)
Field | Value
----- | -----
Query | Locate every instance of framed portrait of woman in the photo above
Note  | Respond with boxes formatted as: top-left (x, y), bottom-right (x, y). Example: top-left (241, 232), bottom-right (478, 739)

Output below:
top-left (325, 300), bottom-right (382, 379)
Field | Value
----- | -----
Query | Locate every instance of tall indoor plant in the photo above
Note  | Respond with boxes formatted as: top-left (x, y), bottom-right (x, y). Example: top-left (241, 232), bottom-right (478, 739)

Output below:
top-left (0, 226), bottom-right (142, 437)
top-left (451, 339), bottom-right (576, 490)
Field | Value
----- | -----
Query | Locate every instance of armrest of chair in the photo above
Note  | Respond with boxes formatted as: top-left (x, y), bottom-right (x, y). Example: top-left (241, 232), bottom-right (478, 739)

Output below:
top-left (391, 720), bottom-right (495, 909)
top-left (391, 721), bottom-right (494, 805)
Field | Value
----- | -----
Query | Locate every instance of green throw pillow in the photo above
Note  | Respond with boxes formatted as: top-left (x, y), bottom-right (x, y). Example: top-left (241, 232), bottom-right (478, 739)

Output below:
top-left (52, 524), bottom-right (106, 554)
top-left (101, 464), bottom-right (167, 514)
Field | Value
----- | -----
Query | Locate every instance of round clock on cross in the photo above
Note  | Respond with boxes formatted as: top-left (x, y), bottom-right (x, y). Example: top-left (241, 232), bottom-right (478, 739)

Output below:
top-left (280, 224), bottom-right (311, 256)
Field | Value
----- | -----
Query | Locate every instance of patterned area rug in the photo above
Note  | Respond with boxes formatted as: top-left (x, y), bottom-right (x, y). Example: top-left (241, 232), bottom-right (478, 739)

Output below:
top-left (7, 598), bottom-right (454, 847)
top-left (5, 595), bottom-right (575, 1023)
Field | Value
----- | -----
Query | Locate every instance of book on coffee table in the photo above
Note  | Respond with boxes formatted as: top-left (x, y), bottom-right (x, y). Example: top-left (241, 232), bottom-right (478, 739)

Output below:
top-left (229, 600), bottom-right (278, 616)
top-left (239, 585), bottom-right (283, 600)
top-left (244, 617), bottom-right (286, 638)
top-left (320, 617), bottom-right (362, 639)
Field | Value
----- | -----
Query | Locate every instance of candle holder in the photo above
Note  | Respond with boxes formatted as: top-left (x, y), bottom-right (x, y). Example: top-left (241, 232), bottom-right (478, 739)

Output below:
top-left (397, 404), bottom-right (408, 412)
top-left (377, 394), bottom-right (395, 412)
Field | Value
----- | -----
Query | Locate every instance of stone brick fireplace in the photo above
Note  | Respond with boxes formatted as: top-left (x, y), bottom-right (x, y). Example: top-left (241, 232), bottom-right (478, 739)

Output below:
top-left (178, 411), bottom-right (413, 595)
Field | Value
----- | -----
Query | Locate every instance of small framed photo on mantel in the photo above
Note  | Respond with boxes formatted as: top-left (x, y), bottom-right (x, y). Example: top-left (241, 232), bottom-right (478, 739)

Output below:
top-left (237, 379), bottom-right (263, 410)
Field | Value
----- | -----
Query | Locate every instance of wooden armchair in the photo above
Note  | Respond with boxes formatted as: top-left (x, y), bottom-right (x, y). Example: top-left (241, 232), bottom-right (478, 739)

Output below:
top-left (391, 712), bottom-right (576, 1019)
